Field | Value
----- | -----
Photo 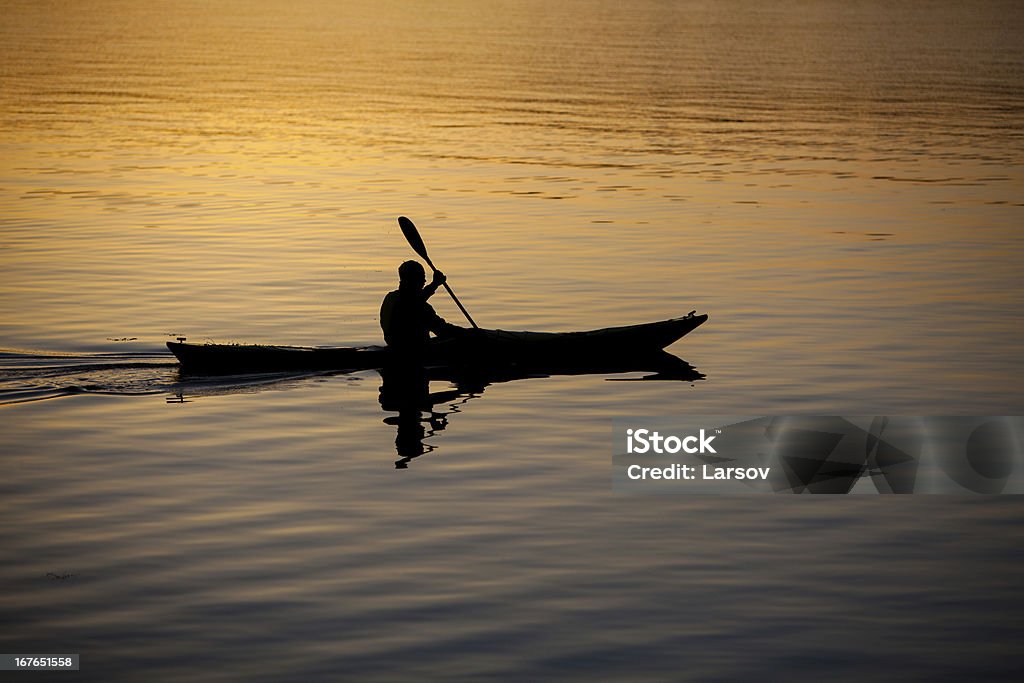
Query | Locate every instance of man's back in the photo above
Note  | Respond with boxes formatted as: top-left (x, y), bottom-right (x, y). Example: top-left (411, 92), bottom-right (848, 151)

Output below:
top-left (380, 288), bottom-right (437, 350)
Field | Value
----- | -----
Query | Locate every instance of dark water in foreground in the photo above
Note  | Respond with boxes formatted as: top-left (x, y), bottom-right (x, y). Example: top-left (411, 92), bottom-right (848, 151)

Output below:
top-left (2, 0), bottom-right (1024, 680)
top-left (2, 352), bottom-right (1024, 681)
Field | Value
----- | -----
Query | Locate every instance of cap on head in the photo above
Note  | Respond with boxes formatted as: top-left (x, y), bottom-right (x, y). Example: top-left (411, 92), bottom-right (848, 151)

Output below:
top-left (398, 260), bottom-right (425, 283)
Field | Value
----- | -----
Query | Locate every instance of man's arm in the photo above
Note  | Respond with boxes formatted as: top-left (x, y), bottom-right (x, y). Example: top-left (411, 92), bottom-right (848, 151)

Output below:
top-left (423, 272), bottom-right (468, 338)
top-left (422, 270), bottom-right (446, 300)
top-left (424, 301), bottom-right (465, 339)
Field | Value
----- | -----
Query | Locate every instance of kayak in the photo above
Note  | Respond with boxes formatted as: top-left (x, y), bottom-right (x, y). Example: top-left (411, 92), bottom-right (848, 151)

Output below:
top-left (166, 313), bottom-right (707, 374)
top-left (167, 314), bottom-right (707, 374)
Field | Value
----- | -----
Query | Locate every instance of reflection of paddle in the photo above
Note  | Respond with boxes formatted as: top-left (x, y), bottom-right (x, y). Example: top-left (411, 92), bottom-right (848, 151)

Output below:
top-left (398, 216), bottom-right (479, 329)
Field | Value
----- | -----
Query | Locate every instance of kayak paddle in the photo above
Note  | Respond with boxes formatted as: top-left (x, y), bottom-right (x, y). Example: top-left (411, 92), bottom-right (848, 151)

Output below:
top-left (397, 216), bottom-right (479, 329)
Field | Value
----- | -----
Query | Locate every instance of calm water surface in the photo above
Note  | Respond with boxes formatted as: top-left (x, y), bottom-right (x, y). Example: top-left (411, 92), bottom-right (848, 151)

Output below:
top-left (2, 1), bottom-right (1023, 680)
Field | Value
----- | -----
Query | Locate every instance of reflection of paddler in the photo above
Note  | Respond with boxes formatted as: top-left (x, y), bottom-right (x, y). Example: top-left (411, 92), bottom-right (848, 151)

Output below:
top-left (378, 362), bottom-right (430, 413)
top-left (378, 362), bottom-right (468, 468)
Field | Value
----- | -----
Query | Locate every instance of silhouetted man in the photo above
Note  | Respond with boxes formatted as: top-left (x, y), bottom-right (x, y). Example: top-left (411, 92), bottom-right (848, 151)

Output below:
top-left (380, 260), bottom-right (461, 354)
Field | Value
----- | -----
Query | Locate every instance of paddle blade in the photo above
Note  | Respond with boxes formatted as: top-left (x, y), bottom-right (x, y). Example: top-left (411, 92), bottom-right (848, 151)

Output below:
top-left (397, 216), bottom-right (430, 262)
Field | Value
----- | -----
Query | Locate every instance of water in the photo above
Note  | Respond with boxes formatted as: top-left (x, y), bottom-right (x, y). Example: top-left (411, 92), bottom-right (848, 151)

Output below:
top-left (2, 1), bottom-right (1023, 679)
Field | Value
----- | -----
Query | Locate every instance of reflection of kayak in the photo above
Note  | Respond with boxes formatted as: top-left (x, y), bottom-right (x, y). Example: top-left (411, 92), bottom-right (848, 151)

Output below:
top-left (418, 350), bottom-right (705, 386)
top-left (167, 313), bottom-right (707, 374)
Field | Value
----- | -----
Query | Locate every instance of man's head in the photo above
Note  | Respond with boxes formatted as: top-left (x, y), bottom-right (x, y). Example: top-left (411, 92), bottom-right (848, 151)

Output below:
top-left (398, 260), bottom-right (426, 290)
